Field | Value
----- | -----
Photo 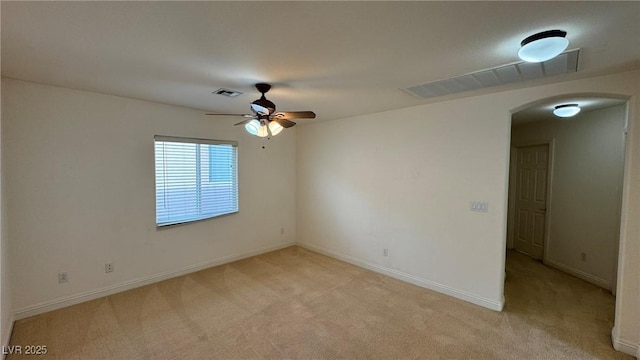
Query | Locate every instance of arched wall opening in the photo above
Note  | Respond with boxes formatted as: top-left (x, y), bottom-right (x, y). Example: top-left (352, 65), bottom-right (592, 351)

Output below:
top-left (504, 92), bottom-right (636, 355)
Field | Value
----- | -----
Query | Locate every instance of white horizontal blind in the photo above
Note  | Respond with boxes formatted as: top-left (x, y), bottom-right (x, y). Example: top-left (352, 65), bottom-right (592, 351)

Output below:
top-left (154, 136), bottom-right (238, 227)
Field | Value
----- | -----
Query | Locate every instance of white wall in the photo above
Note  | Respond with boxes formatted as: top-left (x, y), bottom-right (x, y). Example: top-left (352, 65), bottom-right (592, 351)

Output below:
top-left (296, 70), bottom-right (640, 355)
top-left (510, 105), bottom-right (626, 289)
top-left (2, 78), bottom-right (297, 318)
top-left (1, 74), bottom-right (15, 355)
top-left (297, 95), bottom-right (510, 310)
top-left (614, 93), bottom-right (640, 357)
top-left (2, 71), bottom-right (639, 356)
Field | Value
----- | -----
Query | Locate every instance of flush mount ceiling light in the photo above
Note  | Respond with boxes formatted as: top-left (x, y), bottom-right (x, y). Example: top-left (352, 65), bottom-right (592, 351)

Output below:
top-left (553, 104), bottom-right (581, 118)
top-left (518, 30), bottom-right (569, 63)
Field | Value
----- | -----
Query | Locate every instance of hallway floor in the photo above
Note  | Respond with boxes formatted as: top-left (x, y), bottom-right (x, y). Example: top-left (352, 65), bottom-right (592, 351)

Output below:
top-left (504, 249), bottom-right (628, 359)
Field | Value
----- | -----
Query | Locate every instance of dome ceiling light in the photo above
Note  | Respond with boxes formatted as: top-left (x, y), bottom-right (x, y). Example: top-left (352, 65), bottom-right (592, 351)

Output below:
top-left (518, 30), bottom-right (569, 63)
top-left (553, 104), bottom-right (581, 118)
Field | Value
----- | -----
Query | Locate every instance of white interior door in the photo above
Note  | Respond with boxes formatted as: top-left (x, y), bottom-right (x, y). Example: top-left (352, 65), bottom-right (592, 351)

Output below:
top-left (514, 144), bottom-right (549, 259)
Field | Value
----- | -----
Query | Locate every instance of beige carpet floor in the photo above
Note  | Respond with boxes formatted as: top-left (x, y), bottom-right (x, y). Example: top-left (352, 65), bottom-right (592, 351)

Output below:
top-left (7, 246), bottom-right (630, 359)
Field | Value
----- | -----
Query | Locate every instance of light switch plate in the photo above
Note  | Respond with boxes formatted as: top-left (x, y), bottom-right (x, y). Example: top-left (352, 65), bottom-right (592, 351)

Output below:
top-left (471, 201), bottom-right (488, 212)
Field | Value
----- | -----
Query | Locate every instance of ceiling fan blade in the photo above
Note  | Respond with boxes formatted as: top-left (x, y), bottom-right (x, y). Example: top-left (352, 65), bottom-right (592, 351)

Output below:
top-left (205, 113), bottom-right (253, 118)
top-left (234, 118), bottom-right (255, 126)
top-left (272, 111), bottom-right (316, 120)
top-left (273, 118), bottom-right (296, 128)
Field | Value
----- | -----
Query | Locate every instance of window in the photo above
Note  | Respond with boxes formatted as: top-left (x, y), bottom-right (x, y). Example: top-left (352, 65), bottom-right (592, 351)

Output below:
top-left (154, 136), bottom-right (238, 227)
top-left (209, 146), bottom-right (234, 183)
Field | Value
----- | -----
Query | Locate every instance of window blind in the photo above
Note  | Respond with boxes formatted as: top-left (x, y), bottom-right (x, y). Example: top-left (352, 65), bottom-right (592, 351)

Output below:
top-left (154, 136), bottom-right (238, 227)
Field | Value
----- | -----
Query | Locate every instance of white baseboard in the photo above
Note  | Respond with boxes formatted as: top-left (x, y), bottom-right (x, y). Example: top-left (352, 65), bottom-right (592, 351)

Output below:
top-left (297, 242), bottom-right (504, 312)
top-left (544, 258), bottom-right (612, 290)
top-left (612, 326), bottom-right (639, 357)
top-left (14, 242), bottom-right (295, 320)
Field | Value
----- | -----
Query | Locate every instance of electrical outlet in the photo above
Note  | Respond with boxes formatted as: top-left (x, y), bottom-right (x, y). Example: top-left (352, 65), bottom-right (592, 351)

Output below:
top-left (383, 248), bottom-right (388, 256)
top-left (58, 272), bottom-right (69, 283)
top-left (581, 252), bottom-right (587, 262)
top-left (105, 263), bottom-right (114, 273)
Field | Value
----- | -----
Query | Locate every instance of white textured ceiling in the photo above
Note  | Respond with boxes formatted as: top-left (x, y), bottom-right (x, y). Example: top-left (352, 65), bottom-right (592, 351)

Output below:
top-left (2, 1), bottom-right (639, 122)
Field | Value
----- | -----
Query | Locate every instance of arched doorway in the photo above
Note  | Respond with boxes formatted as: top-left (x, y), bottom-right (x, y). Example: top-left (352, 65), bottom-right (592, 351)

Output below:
top-left (504, 93), bottom-right (634, 355)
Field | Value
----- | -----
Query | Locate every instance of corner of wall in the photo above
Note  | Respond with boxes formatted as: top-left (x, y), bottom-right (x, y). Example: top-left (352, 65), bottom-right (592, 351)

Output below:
top-left (611, 326), bottom-right (640, 358)
top-left (297, 242), bottom-right (504, 312)
top-left (0, 76), bottom-right (14, 359)
top-left (613, 93), bottom-right (640, 359)
top-left (1, 316), bottom-right (14, 360)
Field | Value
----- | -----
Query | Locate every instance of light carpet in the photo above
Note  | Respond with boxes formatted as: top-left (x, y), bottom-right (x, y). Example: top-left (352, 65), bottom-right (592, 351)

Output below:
top-left (7, 246), bottom-right (630, 359)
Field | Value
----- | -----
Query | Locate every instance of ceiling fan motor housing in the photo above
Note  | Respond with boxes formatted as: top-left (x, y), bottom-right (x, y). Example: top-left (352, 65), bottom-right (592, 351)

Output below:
top-left (251, 97), bottom-right (276, 115)
top-left (255, 83), bottom-right (271, 94)
top-left (251, 83), bottom-right (276, 114)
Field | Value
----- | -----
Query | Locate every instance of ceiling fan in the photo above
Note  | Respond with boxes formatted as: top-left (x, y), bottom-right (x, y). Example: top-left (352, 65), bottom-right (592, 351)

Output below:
top-left (206, 83), bottom-right (316, 137)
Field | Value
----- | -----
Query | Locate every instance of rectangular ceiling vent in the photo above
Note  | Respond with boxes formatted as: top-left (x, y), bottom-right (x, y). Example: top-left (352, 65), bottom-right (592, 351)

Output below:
top-left (404, 49), bottom-right (579, 99)
top-left (213, 88), bottom-right (243, 98)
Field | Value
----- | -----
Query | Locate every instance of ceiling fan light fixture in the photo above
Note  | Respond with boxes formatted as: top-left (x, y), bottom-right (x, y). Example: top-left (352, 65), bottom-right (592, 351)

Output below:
top-left (518, 30), bottom-right (568, 63)
top-left (268, 121), bottom-right (284, 136)
top-left (244, 119), bottom-right (260, 136)
top-left (256, 123), bottom-right (269, 138)
top-left (207, 83), bottom-right (315, 137)
top-left (553, 104), bottom-right (581, 118)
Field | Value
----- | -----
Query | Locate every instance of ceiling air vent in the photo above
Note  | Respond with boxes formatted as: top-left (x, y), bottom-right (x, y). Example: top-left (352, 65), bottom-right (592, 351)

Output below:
top-left (404, 49), bottom-right (579, 99)
top-left (213, 88), bottom-right (243, 98)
